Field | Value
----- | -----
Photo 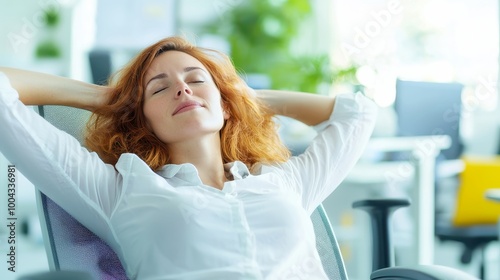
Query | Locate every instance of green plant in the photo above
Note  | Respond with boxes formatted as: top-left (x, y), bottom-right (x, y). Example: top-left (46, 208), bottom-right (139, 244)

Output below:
top-left (205, 0), bottom-right (333, 92)
top-left (44, 7), bottom-right (60, 28)
top-left (35, 7), bottom-right (61, 59)
top-left (35, 40), bottom-right (61, 58)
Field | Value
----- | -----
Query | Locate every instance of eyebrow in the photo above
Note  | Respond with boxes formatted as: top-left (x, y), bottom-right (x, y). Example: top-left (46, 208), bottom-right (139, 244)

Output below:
top-left (145, 67), bottom-right (207, 88)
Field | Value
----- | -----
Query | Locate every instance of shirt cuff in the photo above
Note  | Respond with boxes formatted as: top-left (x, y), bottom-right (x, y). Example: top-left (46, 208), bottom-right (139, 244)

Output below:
top-left (0, 72), bottom-right (20, 106)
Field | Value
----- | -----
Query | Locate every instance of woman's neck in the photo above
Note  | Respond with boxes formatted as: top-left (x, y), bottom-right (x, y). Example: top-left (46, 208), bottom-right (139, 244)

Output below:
top-left (167, 136), bottom-right (227, 190)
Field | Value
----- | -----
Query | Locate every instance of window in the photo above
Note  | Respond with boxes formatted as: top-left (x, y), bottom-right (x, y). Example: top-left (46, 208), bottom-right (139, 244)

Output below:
top-left (330, 0), bottom-right (499, 112)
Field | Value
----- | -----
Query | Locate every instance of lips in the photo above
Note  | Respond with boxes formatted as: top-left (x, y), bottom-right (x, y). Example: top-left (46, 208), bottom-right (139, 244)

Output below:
top-left (172, 100), bottom-right (203, 115)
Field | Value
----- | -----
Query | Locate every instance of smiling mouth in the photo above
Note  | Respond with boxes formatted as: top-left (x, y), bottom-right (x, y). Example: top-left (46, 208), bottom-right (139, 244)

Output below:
top-left (172, 102), bottom-right (203, 115)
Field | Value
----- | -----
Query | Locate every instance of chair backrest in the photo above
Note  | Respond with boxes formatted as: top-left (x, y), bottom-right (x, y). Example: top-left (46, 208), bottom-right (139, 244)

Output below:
top-left (35, 105), bottom-right (127, 279)
top-left (36, 191), bottom-right (128, 280)
top-left (311, 204), bottom-right (349, 280)
top-left (88, 49), bottom-right (112, 85)
top-left (35, 105), bottom-right (349, 279)
top-left (394, 79), bottom-right (464, 160)
top-left (452, 156), bottom-right (500, 226)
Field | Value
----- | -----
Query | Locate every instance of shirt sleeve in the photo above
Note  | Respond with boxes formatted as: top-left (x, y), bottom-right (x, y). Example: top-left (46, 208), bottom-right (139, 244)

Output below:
top-left (267, 92), bottom-right (378, 214)
top-left (0, 72), bottom-right (121, 241)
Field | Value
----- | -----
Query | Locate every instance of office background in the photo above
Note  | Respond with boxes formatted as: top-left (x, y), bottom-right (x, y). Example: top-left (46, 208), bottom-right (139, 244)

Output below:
top-left (0, 0), bottom-right (500, 279)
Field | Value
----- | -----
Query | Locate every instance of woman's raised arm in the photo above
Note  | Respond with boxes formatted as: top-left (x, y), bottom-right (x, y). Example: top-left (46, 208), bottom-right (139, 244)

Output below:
top-left (256, 89), bottom-right (335, 126)
top-left (0, 67), bottom-right (107, 111)
top-left (257, 89), bottom-right (378, 213)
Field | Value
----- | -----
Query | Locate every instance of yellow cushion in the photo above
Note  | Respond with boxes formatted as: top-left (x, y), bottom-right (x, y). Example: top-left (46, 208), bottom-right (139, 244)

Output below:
top-left (452, 156), bottom-right (500, 226)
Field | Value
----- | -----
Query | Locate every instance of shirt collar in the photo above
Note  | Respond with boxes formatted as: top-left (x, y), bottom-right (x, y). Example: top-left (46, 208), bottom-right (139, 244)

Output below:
top-left (157, 163), bottom-right (202, 185)
top-left (156, 161), bottom-right (251, 186)
top-left (223, 161), bottom-right (250, 180)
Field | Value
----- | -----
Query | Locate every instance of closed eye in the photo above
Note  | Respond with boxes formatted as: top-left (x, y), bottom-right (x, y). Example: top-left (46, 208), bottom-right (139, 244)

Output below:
top-left (189, 80), bottom-right (205, 84)
top-left (153, 87), bottom-right (168, 95)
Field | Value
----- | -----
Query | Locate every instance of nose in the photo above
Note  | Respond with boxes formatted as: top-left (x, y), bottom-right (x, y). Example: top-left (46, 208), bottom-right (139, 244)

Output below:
top-left (176, 83), bottom-right (192, 97)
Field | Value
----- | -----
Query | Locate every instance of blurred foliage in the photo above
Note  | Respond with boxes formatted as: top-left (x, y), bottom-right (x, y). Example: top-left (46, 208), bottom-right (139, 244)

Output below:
top-left (35, 8), bottom-right (61, 59)
top-left (35, 40), bottom-right (61, 58)
top-left (205, 0), bottom-right (336, 93)
top-left (44, 7), bottom-right (60, 28)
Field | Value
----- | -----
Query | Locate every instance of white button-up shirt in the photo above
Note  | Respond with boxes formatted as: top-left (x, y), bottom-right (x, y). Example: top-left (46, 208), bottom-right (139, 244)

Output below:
top-left (0, 72), bottom-right (377, 279)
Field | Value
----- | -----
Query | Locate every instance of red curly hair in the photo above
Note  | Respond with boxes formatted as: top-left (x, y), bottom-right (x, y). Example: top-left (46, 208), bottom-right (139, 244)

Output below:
top-left (85, 36), bottom-right (291, 171)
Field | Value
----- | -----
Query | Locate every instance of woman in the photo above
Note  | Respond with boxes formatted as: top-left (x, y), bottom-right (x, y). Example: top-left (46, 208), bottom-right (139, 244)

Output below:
top-left (0, 36), bottom-right (377, 279)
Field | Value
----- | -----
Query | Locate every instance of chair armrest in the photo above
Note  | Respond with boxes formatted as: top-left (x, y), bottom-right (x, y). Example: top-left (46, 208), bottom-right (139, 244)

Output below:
top-left (17, 271), bottom-right (94, 280)
top-left (370, 265), bottom-right (479, 280)
top-left (352, 198), bottom-right (410, 271)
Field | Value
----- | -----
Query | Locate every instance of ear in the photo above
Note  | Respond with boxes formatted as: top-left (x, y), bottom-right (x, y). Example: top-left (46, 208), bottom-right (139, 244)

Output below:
top-left (223, 108), bottom-right (230, 120)
top-left (221, 102), bottom-right (230, 120)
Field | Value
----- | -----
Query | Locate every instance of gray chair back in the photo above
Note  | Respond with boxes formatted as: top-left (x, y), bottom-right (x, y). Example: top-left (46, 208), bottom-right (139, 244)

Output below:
top-left (36, 191), bottom-right (128, 280)
top-left (394, 79), bottom-right (464, 160)
top-left (311, 204), bottom-right (349, 280)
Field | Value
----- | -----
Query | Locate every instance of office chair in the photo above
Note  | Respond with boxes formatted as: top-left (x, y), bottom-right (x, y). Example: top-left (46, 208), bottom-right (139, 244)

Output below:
top-left (394, 79), bottom-right (464, 160)
top-left (352, 198), bottom-right (479, 280)
top-left (32, 104), bottom-right (479, 279)
top-left (446, 157), bottom-right (500, 277)
top-left (35, 191), bottom-right (128, 280)
top-left (352, 198), bottom-right (411, 271)
top-left (394, 79), bottom-right (498, 279)
top-left (88, 49), bottom-right (112, 85)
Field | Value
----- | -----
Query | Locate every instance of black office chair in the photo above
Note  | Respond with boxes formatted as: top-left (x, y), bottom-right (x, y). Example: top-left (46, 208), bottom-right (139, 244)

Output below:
top-left (353, 198), bottom-right (410, 271)
top-left (394, 79), bottom-right (498, 279)
top-left (88, 49), bottom-right (112, 85)
top-left (352, 198), bottom-right (480, 279)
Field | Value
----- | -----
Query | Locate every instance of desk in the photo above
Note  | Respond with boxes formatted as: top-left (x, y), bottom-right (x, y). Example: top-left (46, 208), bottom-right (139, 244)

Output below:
top-left (346, 135), bottom-right (451, 265)
top-left (485, 189), bottom-right (500, 202)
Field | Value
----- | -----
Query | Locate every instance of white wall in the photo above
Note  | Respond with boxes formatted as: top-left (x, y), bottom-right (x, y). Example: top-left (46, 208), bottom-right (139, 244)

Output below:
top-left (0, 1), bottom-right (43, 65)
top-left (0, 0), bottom-right (97, 82)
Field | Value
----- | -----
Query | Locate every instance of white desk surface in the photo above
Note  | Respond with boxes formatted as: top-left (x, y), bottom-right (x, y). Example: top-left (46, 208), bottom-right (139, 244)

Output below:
top-left (485, 189), bottom-right (500, 202)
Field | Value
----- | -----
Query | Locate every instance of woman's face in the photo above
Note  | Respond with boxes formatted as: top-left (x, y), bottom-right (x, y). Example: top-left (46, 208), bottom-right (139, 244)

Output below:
top-left (142, 51), bottom-right (229, 145)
